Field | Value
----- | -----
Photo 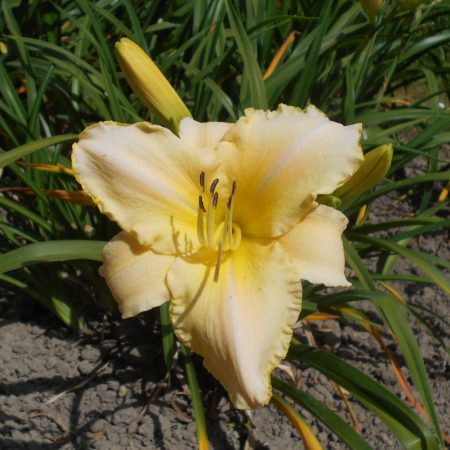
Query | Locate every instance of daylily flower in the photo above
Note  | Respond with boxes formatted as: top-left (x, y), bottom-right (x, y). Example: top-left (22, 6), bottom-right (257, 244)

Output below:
top-left (72, 104), bottom-right (363, 409)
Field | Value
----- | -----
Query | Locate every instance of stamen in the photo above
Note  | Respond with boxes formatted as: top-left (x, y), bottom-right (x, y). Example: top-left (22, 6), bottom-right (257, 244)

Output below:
top-left (213, 240), bottom-right (223, 283)
top-left (227, 181), bottom-right (236, 246)
top-left (199, 195), bottom-right (206, 213)
top-left (206, 192), bottom-right (216, 248)
top-left (199, 171), bottom-right (205, 192)
top-left (227, 180), bottom-right (237, 208)
top-left (197, 196), bottom-right (206, 246)
top-left (210, 178), bottom-right (219, 194)
top-left (213, 192), bottom-right (219, 208)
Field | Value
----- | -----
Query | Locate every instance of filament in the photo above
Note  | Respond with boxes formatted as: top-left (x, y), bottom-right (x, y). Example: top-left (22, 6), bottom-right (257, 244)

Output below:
top-left (197, 196), bottom-right (206, 247)
top-left (213, 240), bottom-right (223, 282)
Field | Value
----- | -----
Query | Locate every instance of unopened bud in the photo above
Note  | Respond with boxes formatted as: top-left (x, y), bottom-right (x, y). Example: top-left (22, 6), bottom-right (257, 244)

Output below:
top-left (396, 0), bottom-right (427, 10)
top-left (360, 0), bottom-right (384, 23)
top-left (333, 144), bottom-right (393, 204)
top-left (115, 38), bottom-right (191, 132)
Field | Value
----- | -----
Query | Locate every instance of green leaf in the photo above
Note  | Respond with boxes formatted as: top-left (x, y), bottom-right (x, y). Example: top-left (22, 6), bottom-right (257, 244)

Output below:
top-left (225, 0), bottom-right (268, 109)
top-left (348, 234), bottom-right (450, 294)
top-left (344, 172), bottom-right (450, 212)
top-left (399, 31), bottom-right (450, 63)
top-left (272, 377), bottom-right (373, 450)
top-left (291, 0), bottom-right (331, 107)
top-left (0, 273), bottom-right (84, 329)
top-left (343, 237), bottom-right (375, 290)
top-left (288, 344), bottom-right (440, 449)
top-left (0, 240), bottom-right (106, 274)
top-left (0, 196), bottom-right (52, 233)
top-left (375, 294), bottom-right (444, 444)
top-left (0, 135), bottom-right (78, 169)
top-left (344, 236), bottom-right (445, 444)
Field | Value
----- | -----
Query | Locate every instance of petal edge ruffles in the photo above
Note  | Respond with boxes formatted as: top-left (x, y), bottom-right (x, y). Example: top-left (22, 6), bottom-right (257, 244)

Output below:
top-left (217, 104), bottom-right (363, 239)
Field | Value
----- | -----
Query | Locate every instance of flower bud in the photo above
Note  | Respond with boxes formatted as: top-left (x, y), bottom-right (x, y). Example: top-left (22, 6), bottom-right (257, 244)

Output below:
top-left (333, 144), bottom-right (393, 204)
top-left (115, 38), bottom-right (191, 132)
top-left (360, 0), bottom-right (384, 23)
top-left (396, 0), bottom-right (427, 10)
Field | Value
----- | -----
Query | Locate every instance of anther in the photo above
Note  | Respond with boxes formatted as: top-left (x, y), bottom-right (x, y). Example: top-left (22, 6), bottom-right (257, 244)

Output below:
top-left (199, 172), bottom-right (205, 192)
top-left (227, 180), bottom-right (237, 208)
top-left (198, 195), bottom-right (206, 213)
top-left (210, 178), bottom-right (219, 194)
top-left (213, 192), bottom-right (219, 209)
top-left (231, 180), bottom-right (236, 196)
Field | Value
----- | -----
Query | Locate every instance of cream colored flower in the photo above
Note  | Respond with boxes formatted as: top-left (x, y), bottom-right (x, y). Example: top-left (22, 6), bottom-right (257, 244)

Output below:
top-left (72, 104), bottom-right (363, 409)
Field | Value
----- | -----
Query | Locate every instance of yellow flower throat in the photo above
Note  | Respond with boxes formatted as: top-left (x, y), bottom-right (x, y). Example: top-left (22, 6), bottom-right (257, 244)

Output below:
top-left (196, 171), bottom-right (242, 282)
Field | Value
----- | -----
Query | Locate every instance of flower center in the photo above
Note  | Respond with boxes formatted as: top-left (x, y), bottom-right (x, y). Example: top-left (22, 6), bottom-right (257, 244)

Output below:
top-left (196, 172), bottom-right (241, 282)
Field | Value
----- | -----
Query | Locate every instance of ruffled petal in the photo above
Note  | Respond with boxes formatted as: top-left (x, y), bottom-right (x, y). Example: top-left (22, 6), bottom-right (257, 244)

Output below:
top-left (179, 118), bottom-right (232, 149)
top-left (279, 205), bottom-right (350, 287)
top-left (99, 232), bottom-right (173, 318)
top-left (217, 104), bottom-right (363, 238)
top-left (167, 238), bottom-right (302, 409)
top-left (72, 121), bottom-right (220, 254)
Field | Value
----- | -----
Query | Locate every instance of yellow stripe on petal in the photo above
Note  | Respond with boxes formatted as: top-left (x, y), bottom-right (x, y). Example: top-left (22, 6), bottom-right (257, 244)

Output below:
top-left (167, 238), bottom-right (302, 409)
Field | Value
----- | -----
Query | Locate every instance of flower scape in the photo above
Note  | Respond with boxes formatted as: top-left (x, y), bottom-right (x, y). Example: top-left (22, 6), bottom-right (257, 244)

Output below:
top-left (72, 104), bottom-right (363, 409)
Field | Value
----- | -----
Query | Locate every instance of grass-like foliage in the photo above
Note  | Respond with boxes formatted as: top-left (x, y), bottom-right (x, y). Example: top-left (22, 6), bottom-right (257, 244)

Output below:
top-left (0, 1), bottom-right (449, 448)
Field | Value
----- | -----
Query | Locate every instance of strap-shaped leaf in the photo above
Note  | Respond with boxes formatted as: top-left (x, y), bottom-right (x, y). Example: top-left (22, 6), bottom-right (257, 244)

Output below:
top-left (0, 134), bottom-right (78, 169)
top-left (0, 240), bottom-right (105, 274)
top-left (272, 377), bottom-right (373, 450)
top-left (288, 344), bottom-right (439, 450)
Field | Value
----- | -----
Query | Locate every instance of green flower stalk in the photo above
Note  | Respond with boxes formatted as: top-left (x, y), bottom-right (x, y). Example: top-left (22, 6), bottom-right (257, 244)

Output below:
top-left (115, 38), bottom-right (191, 132)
